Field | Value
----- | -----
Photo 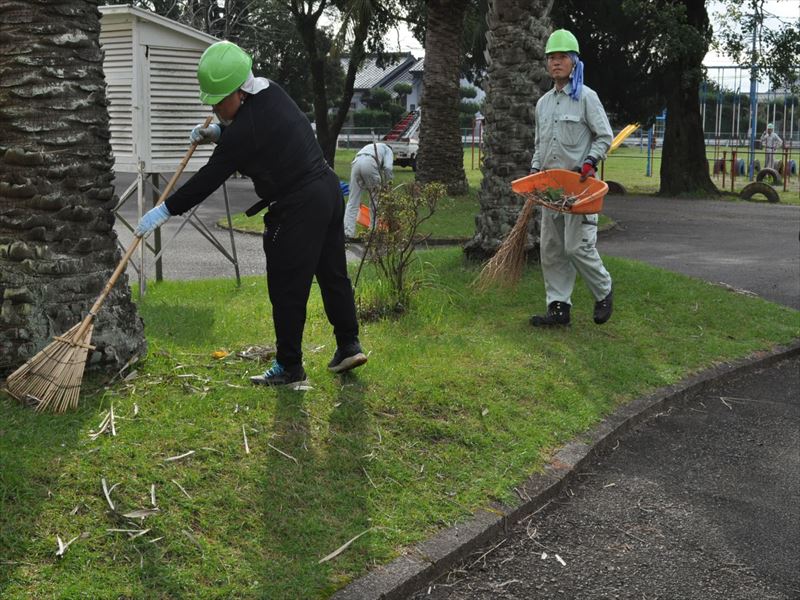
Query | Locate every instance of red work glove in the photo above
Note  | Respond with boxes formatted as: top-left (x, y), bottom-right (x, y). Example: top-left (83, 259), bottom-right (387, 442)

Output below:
top-left (579, 158), bottom-right (597, 182)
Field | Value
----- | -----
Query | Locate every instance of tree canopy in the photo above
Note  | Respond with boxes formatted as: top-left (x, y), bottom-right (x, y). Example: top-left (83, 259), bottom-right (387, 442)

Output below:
top-left (552, 0), bottom-right (716, 195)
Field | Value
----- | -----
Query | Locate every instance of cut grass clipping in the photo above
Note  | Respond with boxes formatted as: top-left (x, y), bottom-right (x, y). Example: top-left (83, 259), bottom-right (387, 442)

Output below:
top-left (2, 248), bottom-right (798, 599)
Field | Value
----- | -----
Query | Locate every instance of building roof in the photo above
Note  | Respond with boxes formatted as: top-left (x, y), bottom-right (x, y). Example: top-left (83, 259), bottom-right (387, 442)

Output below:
top-left (342, 53), bottom-right (419, 91)
top-left (99, 4), bottom-right (218, 44)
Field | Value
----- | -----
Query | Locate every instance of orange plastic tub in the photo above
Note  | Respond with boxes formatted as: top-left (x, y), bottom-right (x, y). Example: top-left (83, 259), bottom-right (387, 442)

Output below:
top-left (356, 203), bottom-right (387, 231)
top-left (356, 204), bottom-right (372, 227)
top-left (511, 169), bottom-right (609, 214)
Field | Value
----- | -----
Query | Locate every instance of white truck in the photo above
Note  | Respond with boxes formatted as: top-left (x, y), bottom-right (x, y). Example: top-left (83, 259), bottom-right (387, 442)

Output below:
top-left (384, 109), bottom-right (421, 171)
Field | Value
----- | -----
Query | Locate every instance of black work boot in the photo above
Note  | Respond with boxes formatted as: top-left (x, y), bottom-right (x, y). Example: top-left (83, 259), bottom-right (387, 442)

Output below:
top-left (594, 288), bottom-right (614, 324)
top-left (328, 340), bottom-right (368, 373)
top-left (530, 301), bottom-right (571, 327)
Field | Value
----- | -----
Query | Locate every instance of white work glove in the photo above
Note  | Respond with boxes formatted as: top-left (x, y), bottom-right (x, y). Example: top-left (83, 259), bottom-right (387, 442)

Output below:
top-left (134, 204), bottom-right (171, 238)
top-left (190, 123), bottom-right (221, 144)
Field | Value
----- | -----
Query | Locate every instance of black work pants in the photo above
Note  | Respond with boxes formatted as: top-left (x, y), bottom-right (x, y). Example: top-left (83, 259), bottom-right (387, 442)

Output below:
top-left (262, 170), bottom-right (359, 369)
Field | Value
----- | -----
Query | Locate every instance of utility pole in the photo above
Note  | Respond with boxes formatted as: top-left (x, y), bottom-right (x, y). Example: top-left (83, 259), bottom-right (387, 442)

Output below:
top-left (747, 6), bottom-right (759, 180)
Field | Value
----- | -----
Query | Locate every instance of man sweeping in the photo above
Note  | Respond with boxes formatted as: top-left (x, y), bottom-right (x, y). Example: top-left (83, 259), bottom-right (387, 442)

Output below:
top-left (529, 29), bottom-right (614, 327)
top-left (135, 41), bottom-right (367, 385)
top-left (343, 142), bottom-right (393, 239)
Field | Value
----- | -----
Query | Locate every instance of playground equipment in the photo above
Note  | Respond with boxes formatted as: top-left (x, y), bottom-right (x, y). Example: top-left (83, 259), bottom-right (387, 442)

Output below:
top-left (609, 123), bottom-right (640, 153)
top-left (702, 66), bottom-right (797, 184)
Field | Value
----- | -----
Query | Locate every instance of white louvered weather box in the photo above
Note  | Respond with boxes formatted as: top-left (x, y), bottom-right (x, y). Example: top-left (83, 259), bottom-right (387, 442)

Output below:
top-left (97, 5), bottom-right (241, 294)
top-left (99, 4), bottom-right (217, 173)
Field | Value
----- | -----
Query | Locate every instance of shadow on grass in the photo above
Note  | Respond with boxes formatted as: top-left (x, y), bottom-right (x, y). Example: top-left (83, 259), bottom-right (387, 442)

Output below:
top-left (0, 395), bottom-right (95, 594)
top-left (256, 375), bottom-right (371, 598)
top-left (140, 305), bottom-right (217, 347)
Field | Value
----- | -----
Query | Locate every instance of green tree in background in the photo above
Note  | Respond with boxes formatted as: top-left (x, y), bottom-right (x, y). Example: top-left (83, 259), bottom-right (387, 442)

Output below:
top-left (713, 0), bottom-right (800, 94)
top-left (552, 0), bottom-right (717, 196)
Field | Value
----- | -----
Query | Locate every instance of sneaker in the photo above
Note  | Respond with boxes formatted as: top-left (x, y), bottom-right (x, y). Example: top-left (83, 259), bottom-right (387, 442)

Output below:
top-left (530, 301), bottom-right (571, 327)
top-left (327, 342), bottom-right (368, 373)
top-left (250, 360), bottom-right (307, 386)
top-left (593, 288), bottom-right (613, 324)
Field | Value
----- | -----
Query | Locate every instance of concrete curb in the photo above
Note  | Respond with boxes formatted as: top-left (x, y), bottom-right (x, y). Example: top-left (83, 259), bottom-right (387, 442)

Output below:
top-left (331, 339), bottom-right (800, 600)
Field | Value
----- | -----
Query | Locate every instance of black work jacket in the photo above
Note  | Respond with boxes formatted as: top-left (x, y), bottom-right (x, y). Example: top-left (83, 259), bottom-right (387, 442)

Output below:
top-left (165, 81), bottom-right (329, 216)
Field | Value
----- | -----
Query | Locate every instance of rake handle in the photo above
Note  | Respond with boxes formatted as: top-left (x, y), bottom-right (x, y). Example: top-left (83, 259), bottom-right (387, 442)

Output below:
top-left (76, 114), bottom-right (214, 339)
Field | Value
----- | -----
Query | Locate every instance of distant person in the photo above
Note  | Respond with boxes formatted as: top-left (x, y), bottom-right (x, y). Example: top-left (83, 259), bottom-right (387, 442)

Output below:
top-left (344, 142), bottom-right (393, 239)
top-left (760, 123), bottom-right (782, 169)
top-left (529, 29), bottom-right (614, 328)
top-left (135, 41), bottom-right (367, 385)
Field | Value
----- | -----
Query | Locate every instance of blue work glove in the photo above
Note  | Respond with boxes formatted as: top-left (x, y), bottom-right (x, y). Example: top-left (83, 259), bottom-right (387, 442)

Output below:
top-left (134, 203), bottom-right (171, 238)
top-left (190, 123), bottom-right (221, 144)
top-left (579, 157), bottom-right (597, 181)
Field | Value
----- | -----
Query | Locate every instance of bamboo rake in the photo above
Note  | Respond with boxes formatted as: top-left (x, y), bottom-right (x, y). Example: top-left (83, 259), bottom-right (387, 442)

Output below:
top-left (4, 115), bottom-right (213, 412)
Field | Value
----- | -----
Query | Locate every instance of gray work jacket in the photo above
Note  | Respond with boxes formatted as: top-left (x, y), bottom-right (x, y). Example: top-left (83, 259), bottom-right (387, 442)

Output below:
top-left (531, 82), bottom-right (613, 172)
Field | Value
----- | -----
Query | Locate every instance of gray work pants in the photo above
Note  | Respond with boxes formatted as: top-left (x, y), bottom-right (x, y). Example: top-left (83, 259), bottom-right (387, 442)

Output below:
top-left (344, 154), bottom-right (381, 237)
top-left (540, 208), bottom-right (612, 306)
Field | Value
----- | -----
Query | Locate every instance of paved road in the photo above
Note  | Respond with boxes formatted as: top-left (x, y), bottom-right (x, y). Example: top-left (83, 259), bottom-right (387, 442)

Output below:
top-left (601, 196), bottom-right (800, 310)
top-left (112, 176), bottom-right (800, 311)
top-left (410, 355), bottom-right (800, 600)
top-left (111, 172), bottom-right (365, 285)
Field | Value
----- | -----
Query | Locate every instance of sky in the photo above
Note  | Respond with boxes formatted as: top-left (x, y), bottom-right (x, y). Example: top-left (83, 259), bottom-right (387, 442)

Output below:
top-left (703, 0), bottom-right (799, 66)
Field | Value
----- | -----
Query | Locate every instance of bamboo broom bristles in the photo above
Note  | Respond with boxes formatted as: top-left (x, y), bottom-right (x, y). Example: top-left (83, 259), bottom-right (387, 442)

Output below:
top-left (475, 196), bottom-right (537, 290)
top-left (5, 321), bottom-right (95, 413)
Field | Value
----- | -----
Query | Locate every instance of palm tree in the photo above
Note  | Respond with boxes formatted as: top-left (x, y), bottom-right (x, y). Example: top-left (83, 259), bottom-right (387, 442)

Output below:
top-left (0, 0), bottom-right (144, 375)
top-left (464, 0), bottom-right (553, 260)
top-left (415, 0), bottom-right (469, 195)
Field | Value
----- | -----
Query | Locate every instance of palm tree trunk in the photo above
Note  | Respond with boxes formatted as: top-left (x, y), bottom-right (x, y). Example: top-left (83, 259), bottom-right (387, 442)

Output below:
top-left (464, 0), bottom-right (553, 260)
top-left (416, 0), bottom-right (469, 195)
top-left (0, 0), bottom-right (145, 375)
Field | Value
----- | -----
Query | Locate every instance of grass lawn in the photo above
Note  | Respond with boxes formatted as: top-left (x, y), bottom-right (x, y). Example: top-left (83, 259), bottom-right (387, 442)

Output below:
top-left (223, 145), bottom-right (799, 240)
top-left (604, 145), bottom-right (800, 204)
top-left (2, 249), bottom-right (798, 598)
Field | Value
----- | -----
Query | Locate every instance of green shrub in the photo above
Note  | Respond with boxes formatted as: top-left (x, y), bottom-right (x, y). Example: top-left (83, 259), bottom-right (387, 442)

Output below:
top-left (355, 182), bottom-right (446, 318)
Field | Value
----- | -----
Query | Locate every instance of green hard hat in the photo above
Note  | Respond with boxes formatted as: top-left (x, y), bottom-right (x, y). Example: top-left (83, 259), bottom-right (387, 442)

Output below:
top-left (767, 123), bottom-right (774, 129)
top-left (197, 41), bottom-right (252, 105)
top-left (545, 29), bottom-right (580, 54)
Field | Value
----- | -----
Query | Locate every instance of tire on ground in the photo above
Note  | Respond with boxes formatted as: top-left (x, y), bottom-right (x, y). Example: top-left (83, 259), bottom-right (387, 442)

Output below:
top-left (605, 180), bottom-right (627, 195)
top-left (756, 167), bottom-right (782, 186)
top-left (713, 159), bottom-right (726, 175)
top-left (740, 181), bottom-right (780, 203)
top-left (736, 158), bottom-right (745, 175)
top-left (789, 159), bottom-right (797, 175)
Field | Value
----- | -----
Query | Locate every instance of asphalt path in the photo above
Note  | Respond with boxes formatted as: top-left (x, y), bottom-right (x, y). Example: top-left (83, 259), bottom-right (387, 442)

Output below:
top-left (600, 195), bottom-right (800, 310)
top-left (410, 355), bottom-right (800, 600)
top-left (111, 172), bottom-right (365, 285)
top-left (112, 174), bottom-right (800, 311)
